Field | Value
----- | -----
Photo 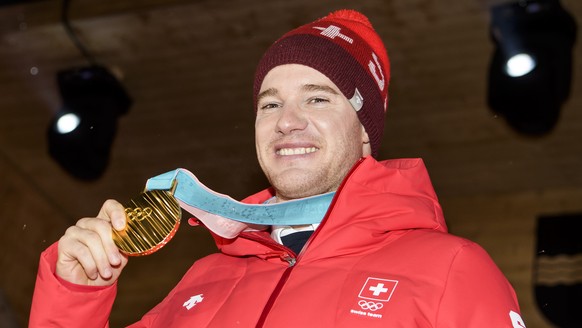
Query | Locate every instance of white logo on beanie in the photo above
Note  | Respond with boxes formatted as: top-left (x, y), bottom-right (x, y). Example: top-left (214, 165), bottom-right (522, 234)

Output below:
top-left (368, 52), bottom-right (385, 91)
top-left (313, 25), bottom-right (354, 44)
top-left (349, 88), bottom-right (364, 112)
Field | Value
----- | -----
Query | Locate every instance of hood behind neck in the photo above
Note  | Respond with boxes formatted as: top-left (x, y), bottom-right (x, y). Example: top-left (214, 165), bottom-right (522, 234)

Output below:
top-left (328, 157), bottom-right (446, 233)
top-left (212, 157), bottom-right (446, 256)
top-left (241, 157), bottom-right (446, 233)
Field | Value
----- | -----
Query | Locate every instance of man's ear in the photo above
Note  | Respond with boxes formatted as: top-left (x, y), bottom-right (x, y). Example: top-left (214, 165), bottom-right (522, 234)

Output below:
top-left (361, 127), bottom-right (372, 157)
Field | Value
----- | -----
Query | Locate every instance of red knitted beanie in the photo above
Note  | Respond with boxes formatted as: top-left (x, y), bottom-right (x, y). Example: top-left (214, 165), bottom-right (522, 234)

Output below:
top-left (254, 9), bottom-right (390, 158)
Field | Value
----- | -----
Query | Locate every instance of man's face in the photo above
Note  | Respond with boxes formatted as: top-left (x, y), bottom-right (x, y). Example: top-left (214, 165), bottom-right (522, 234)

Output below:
top-left (255, 64), bottom-right (371, 202)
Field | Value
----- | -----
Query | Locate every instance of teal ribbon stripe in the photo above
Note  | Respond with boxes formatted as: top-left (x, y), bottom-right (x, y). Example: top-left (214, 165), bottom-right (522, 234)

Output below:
top-left (146, 169), bottom-right (334, 226)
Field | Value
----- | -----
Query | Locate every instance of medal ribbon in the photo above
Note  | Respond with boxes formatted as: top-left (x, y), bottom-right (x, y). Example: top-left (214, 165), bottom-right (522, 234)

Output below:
top-left (145, 169), bottom-right (334, 239)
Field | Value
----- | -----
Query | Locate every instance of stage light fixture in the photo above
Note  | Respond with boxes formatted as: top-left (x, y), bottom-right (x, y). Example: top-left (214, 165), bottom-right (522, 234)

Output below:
top-left (48, 65), bottom-right (131, 181)
top-left (487, 0), bottom-right (576, 136)
top-left (48, 0), bottom-right (132, 180)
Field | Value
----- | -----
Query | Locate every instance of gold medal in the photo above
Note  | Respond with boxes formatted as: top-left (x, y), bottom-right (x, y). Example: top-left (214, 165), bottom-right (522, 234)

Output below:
top-left (112, 182), bottom-right (181, 256)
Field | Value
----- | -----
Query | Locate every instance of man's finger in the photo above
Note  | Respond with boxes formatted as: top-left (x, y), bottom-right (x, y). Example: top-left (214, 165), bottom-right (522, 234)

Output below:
top-left (59, 226), bottom-right (113, 280)
top-left (97, 199), bottom-right (126, 231)
top-left (75, 217), bottom-right (122, 266)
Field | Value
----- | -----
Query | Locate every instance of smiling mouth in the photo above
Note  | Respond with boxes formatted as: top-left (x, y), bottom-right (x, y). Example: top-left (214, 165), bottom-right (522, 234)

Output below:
top-left (276, 147), bottom-right (319, 156)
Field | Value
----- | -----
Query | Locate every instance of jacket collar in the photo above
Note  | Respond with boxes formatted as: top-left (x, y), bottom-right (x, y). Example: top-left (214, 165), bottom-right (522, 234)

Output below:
top-left (207, 156), bottom-right (447, 258)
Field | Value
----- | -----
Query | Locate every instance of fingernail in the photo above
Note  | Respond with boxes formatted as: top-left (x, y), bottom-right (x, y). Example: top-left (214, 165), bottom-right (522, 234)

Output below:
top-left (103, 268), bottom-right (112, 278)
top-left (114, 215), bottom-right (125, 230)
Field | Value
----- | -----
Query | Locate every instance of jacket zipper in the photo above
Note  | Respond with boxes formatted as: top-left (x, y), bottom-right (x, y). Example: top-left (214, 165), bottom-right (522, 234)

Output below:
top-left (240, 233), bottom-right (296, 328)
top-left (254, 157), bottom-right (366, 328)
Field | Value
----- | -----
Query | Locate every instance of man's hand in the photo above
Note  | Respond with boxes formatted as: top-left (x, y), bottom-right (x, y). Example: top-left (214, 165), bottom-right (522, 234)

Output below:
top-left (56, 199), bottom-right (129, 286)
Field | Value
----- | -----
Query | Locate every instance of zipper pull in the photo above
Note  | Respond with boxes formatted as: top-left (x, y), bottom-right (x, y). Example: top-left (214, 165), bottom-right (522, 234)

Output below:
top-left (281, 253), bottom-right (296, 267)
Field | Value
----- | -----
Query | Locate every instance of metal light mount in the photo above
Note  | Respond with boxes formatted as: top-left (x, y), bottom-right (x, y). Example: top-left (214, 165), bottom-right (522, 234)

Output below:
top-left (48, 65), bottom-right (131, 180)
top-left (487, 0), bottom-right (576, 136)
top-left (48, 0), bottom-right (132, 180)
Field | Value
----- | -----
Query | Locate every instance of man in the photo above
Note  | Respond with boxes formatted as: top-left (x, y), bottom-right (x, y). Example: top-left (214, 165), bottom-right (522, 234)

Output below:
top-left (30, 9), bottom-right (526, 327)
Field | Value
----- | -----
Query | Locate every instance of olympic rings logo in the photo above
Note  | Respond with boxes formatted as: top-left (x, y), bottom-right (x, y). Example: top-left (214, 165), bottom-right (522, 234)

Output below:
top-left (125, 207), bottom-right (153, 222)
top-left (358, 300), bottom-right (384, 311)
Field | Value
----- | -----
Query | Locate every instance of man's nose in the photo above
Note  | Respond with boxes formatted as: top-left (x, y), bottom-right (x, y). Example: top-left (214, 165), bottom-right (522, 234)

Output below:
top-left (276, 103), bottom-right (308, 134)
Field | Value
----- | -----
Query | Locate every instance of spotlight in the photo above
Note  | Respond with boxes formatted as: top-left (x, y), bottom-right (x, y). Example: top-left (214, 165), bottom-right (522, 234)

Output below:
top-left (55, 112), bottom-right (81, 134)
top-left (487, 0), bottom-right (576, 136)
top-left (505, 53), bottom-right (536, 77)
top-left (48, 65), bottom-right (131, 181)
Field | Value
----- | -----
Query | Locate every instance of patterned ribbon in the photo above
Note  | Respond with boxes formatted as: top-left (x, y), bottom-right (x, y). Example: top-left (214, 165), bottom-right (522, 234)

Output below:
top-left (145, 169), bottom-right (334, 238)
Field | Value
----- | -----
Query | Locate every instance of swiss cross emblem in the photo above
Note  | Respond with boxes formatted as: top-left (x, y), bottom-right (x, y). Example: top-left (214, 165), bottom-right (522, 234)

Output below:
top-left (358, 277), bottom-right (398, 302)
top-left (312, 25), bottom-right (354, 44)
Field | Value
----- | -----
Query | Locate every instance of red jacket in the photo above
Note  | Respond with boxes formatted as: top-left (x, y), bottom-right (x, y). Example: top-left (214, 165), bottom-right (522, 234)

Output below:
top-left (30, 157), bottom-right (526, 327)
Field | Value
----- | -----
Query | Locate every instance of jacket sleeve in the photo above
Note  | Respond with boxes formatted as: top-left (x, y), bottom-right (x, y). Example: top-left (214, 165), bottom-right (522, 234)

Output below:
top-left (29, 242), bottom-right (117, 328)
top-left (436, 241), bottom-right (527, 328)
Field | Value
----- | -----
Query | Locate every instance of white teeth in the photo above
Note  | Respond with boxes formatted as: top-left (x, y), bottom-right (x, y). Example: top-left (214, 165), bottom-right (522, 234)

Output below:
top-left (277, 147), bottom-right (318, 156)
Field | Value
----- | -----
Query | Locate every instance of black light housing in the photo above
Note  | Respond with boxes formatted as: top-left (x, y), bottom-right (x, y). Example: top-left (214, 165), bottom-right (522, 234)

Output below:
top-left (487, 0), bottom-right (576, 136)
top-left (48, 65), bottom-right (131, 181)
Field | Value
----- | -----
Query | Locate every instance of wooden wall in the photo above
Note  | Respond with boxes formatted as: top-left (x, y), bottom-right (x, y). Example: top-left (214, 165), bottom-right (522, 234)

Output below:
top-left (0, 154), bottom-right (220, 327)
top-left (442, 188), bottom-right (582, 327)
top-left (0, 154), bottom-right (69, 326)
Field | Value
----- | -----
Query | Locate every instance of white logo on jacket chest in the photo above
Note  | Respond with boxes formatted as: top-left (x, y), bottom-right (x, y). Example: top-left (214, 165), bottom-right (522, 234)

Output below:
top-left (359, 277), bottom-right (398, 302)
top-left (368, 282), bottom-right (389, 297)
top-left (349, 277), bottom-right (399, 319)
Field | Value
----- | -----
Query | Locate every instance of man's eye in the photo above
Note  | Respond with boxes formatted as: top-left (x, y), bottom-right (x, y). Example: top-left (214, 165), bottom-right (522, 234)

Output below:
top-left (309, 97), bottom-right (329, 104)
top-left (259, 103), bottom-right (280, 110)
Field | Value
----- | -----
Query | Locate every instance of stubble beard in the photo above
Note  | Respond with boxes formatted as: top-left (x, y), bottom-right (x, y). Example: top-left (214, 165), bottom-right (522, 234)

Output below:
top-left (266, 163), bottom-right (348, 202)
